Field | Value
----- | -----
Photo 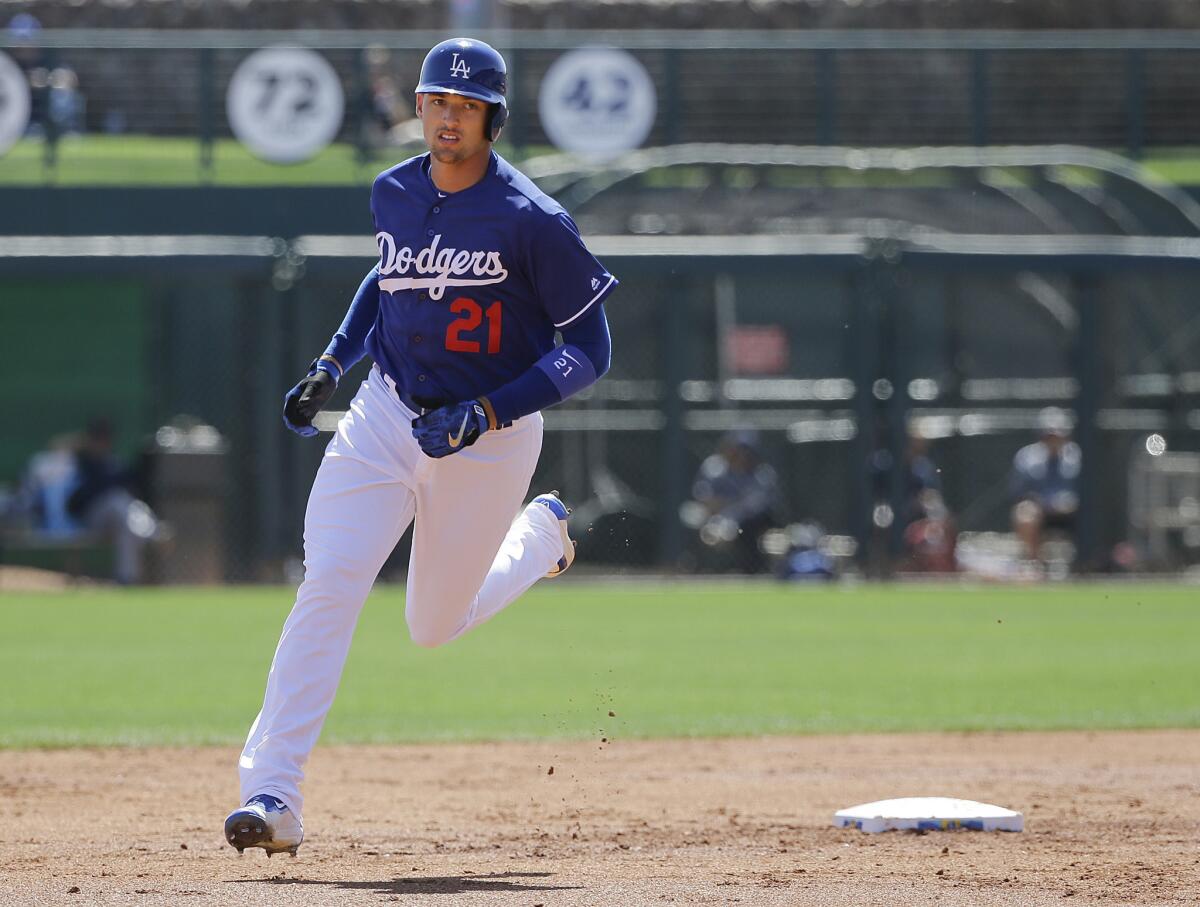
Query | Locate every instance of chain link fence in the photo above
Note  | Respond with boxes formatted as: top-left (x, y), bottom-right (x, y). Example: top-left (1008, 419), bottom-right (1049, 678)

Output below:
top-left (4, 234), bottom-right (1200, 580)
top-left (7, 31), bottom-right (1200, 182)
top-left (5, 31), bottom-right (1200, 581)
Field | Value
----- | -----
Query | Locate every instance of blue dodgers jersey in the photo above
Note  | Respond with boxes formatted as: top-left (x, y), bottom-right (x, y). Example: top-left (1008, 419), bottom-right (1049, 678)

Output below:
top-left (365, 150), bottom-right (618, 404)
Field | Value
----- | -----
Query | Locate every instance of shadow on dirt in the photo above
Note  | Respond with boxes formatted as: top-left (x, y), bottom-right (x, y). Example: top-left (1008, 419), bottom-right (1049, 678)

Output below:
top-left (253, 871), bottom-right (583, 895)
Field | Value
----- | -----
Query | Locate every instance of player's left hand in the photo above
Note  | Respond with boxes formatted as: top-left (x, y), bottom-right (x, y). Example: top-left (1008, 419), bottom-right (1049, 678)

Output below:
top-left (282, 367), bottom-right (337, 438)
top-left (412, 400), bottom-right (489, 458)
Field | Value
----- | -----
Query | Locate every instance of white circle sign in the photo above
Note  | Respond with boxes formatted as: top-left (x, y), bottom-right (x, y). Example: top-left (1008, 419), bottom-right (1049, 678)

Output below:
top-left (226, 46), bottom-right (344, 164)
top-left (0, 51), bottom-right (32, 157)
top-left (538, 47), bottom-right (656, 160)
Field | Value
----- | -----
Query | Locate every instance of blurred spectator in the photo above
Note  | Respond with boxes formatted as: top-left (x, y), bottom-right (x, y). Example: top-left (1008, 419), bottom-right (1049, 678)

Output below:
top-left (6, 12), bottom-right (44, 71)
top-left (7, 13), bottom-right (46, 135)
top-left (66, 418), bottom-right (164, 584)
top-left (775, 521), bottom-right (835, 581)
top-left (903, 435), bottom-right (942, 518)
top-left (47, 66), bottom-right (85, 135)
top-left (681, 429), bottom-right (780, 573)
top-left (7, 16), bottom-right (86, 138)
top-left (13, 434), bottom-right (79, 535)
top-left (870, 431), bottom-right (942, 528)
top-left (364, 46), bottom-right (423, 149)
top-left (899, 435), bottom-right (956, 572)
top-left (23, 64), bottom-right (87, 138)
top-left (903, 488), bottom-right (958, 572)
top-left (1010, 407), bottom-right (1080, 565)
top-left (869, 429), bottom-right (956, 571)
top-left (370, 68), bottom-right (403, 132)
top-left (14, 419), bottom-right (166, 584)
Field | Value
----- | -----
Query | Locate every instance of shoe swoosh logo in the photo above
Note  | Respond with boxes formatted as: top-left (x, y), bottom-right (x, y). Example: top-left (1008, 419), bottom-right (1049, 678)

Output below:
top-left (447, 410), bottom-right (471, 448)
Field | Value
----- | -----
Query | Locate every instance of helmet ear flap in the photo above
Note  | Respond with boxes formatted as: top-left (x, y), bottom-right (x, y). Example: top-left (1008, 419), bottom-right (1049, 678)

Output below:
top-left (487, 103), bottom-right (508, 142)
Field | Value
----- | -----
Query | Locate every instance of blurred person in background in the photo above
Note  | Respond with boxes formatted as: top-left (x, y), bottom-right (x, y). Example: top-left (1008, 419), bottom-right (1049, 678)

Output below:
top-left (47, 65), bottom-right (85, 135)
top-left (897, 434), bottom-right (956, 572)
top-left (66, 418), bottom-right (164, 585)
top-left (682, 429), bottom-right (780, 573)
top-left (870, 429), bottom-right (955, 572)
top-left (902, 487), bottom-right (958, 573)
top-left (1010, 407), bottom-right (1080, 566)
top-left (6, 12), bottom-right (47, 134)
top-left (8, 14), bottom-right (85, 139)
top-left (12, 433), bottom-right (79, 536)
top-left (774, 520), bottom-right (836, 581)
top-left (6, 12), bottom-right (43, 72)
top-left (12, 418), bottom-right (165, 584)
top-left (364, 46), bottom-right (424, 149)
top-left (870, 430), bottom-right (942, 528)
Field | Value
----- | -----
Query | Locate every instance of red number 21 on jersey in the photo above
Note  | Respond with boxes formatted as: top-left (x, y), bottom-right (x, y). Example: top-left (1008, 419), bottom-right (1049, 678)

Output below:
top-left (445, 297), bottom-right (502, 354)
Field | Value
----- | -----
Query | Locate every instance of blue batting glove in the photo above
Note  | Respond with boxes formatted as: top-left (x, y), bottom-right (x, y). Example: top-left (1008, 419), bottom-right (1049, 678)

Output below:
top-left (412, 399), bottom-right (489, 458)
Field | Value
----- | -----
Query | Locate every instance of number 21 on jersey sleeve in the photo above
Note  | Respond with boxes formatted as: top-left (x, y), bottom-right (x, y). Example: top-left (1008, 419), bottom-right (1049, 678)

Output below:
top-left (445, 297), bottom-right (502, 354)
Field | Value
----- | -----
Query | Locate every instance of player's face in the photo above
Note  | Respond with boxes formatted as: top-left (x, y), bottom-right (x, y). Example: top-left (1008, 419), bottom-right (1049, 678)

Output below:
top-left (417, 93), bottom-right (491, 164)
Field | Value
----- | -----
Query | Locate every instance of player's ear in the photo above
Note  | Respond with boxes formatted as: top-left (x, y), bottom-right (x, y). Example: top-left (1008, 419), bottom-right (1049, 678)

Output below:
top-left (415, 95), bottom-right (424, 118)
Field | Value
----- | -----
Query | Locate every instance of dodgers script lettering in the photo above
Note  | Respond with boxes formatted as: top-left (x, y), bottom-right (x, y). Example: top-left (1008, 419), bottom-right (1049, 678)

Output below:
top-left (376, 231), bottom-right (509, 300)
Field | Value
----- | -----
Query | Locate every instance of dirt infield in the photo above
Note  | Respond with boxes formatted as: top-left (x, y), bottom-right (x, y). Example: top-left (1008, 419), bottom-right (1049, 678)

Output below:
top-left (1, 731), bottom-right (1197, 906)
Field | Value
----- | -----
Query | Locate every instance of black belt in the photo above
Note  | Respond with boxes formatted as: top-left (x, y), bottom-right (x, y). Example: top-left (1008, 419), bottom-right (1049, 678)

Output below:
top-left (396, 388), bottom-right (447, 416)
top-left (392, 382), bottom-right (513, 429)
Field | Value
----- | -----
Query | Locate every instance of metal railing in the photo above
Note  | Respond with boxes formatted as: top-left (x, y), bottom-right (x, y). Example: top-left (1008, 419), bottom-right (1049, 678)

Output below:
top-left (7, 230), bottom-right (1200, 577)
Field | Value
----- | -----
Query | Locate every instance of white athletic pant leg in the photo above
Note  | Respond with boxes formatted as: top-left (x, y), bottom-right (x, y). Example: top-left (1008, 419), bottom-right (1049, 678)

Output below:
top-left (239, 374), bottom-right (418, 815)
top-left (463, 496), bottom-right (568, 633)
top-left (404, 412), bottom-right (561, 647)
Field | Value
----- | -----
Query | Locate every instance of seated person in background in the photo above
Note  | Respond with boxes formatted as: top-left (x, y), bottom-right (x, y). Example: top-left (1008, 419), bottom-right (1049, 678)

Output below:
top-left (65, 418), bottom-right (163, 585)
top-left (684, 429), bottom-right (780, 573)
top-left (1009, 407), bottom-right (1080, 565)
top-left (775, 520), bottom-right (835, 581)
top-left (869, 429), bottom-right (956, 572)
top-left (901, 435), bottom-right (942, 526)
top-left (903, 488), bottom-right (958, 573)
top-left (14, 434), bottom-right (79, 534)
top-left (870, 431), bottom-right (942, 529)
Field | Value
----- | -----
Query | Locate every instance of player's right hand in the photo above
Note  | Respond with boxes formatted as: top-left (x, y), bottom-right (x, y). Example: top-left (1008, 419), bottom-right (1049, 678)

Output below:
top-left (282, 368), bottom-right (337, 437)
top-left (411, 399), bottom-right (489, 458)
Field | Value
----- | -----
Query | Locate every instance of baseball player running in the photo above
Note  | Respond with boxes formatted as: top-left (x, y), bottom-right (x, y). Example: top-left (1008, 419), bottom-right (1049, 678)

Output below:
top-left (224, 37), bottom-right (617, 856)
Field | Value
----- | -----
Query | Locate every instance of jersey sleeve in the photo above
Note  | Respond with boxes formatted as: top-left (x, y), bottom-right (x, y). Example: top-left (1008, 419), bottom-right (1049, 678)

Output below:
top-left (530, 212), bottom-right (618, 328)
top-left (322, 266), bottom-right (380, 375)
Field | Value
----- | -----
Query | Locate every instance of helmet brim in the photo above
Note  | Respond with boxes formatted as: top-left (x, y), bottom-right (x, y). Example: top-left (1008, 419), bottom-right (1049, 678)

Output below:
top-left (415, 82), bottom-right (506, 107)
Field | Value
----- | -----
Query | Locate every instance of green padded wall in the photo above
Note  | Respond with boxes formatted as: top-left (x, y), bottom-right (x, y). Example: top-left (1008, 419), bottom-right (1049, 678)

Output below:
top-left (1, 279), bottom-right (154, 482)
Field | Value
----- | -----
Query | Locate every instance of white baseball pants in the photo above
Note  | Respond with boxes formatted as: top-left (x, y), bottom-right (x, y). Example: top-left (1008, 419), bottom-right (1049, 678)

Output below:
top-left (238, 366), bottom-right (564, 816)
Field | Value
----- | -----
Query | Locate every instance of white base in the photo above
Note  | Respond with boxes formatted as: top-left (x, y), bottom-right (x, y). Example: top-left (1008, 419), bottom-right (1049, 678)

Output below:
top-left (835, 797), bottom-right (1024, 834)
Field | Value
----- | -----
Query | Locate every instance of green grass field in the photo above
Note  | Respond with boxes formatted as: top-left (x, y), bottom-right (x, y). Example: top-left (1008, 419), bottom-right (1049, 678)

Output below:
top-left (0, 135), bottom-right (490, 186)
top-left (1, 582), bottom-right (1197, 748)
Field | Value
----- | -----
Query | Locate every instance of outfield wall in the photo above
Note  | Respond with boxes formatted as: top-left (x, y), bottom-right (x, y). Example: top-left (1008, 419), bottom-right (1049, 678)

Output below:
top-left (5, 231), bottom-right (1199, 579)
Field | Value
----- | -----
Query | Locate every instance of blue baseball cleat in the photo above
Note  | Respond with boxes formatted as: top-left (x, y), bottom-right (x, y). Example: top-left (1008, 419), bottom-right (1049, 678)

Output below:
top-left (533, 491), bottom-right (576, 577)
top-left (224, 794), bottom-right (304, 857)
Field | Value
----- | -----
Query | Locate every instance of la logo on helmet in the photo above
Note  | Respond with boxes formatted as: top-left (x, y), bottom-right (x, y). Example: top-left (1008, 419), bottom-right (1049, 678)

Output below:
top-left (450, 54), bottom-right (471, 78)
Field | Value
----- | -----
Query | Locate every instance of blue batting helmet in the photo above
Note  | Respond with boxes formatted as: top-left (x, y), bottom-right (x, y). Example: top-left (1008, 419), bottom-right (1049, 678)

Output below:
top-left (416, 38), bottom-right (508, 142)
